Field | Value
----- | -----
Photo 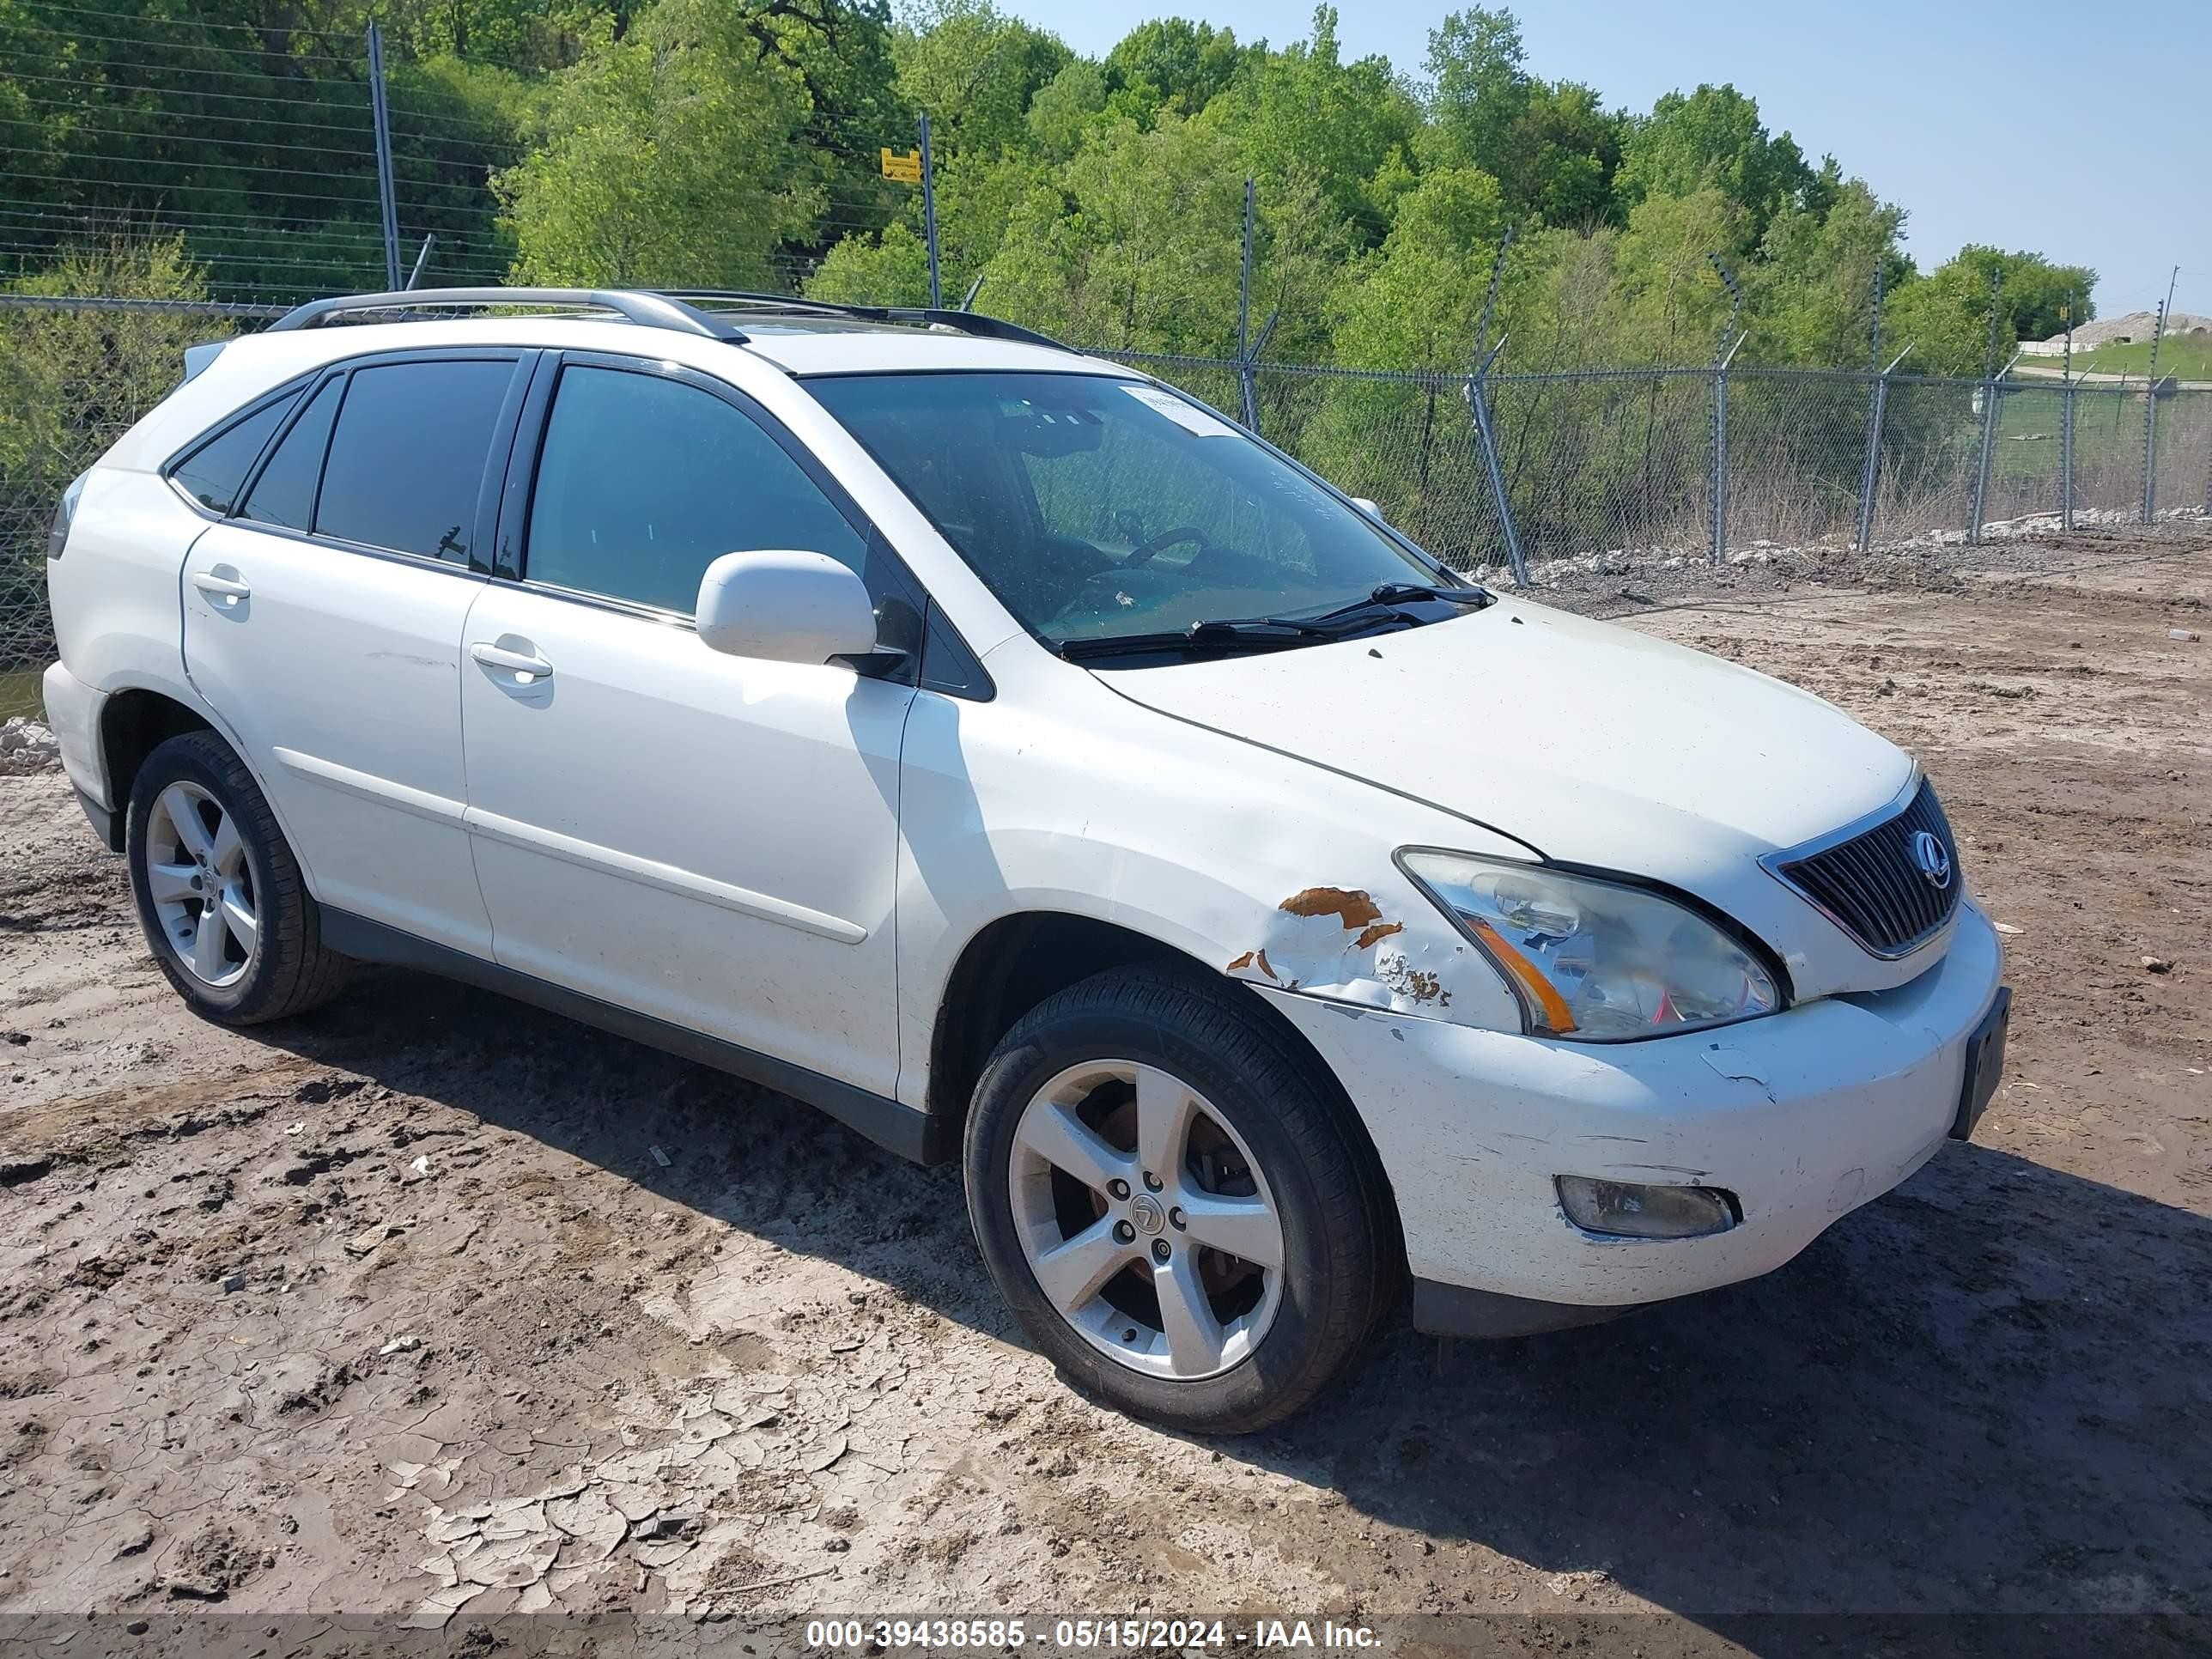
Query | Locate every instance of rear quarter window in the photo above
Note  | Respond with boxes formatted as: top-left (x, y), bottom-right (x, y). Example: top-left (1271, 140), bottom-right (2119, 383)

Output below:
top-left (238, 377), bottom-right (343, 532)
top-left (169, 391), bottom-right (301, 515)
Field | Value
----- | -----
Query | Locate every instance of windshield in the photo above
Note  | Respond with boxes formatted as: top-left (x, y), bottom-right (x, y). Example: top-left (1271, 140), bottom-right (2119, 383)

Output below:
top-left (805, 371), bottom-right (1444, 650)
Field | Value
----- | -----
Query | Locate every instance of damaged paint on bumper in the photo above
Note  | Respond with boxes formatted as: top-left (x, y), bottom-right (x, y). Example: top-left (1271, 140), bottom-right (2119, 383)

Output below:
top-left (1261, 901), bottom-right (2008, 1317)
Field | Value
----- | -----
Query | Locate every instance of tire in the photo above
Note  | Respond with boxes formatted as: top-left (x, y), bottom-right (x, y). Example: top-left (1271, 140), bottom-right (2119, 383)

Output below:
top-left (126, 730), bottom-right (347, 1025)
top-left (963, 963), bottom-right (1395, 1434)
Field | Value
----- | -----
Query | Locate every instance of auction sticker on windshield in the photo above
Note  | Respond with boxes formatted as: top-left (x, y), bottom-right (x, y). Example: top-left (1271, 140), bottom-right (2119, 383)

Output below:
top-left (1122, 382), bottom-right (1239, 437)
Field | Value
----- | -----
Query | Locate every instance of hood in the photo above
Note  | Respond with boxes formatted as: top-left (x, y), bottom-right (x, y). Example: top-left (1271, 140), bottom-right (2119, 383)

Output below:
top-left (1097, 598), bottom-right (1924, 994)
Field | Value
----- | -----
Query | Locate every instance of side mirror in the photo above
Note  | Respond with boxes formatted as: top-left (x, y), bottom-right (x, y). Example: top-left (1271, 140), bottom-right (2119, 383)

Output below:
top-left (695, 550), bottom-right (879, 665)
top-left (1351, 496), bottom-right (1386, 523)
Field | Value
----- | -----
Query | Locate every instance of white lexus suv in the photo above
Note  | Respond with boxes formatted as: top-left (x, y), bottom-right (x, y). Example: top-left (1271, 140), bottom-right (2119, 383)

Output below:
top-left (40, 289), bottom-right (2008, 1432)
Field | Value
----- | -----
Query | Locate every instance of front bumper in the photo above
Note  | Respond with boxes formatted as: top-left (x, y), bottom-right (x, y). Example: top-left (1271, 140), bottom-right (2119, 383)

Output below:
top-left (1263, 902), bottom-right (2007, 1323)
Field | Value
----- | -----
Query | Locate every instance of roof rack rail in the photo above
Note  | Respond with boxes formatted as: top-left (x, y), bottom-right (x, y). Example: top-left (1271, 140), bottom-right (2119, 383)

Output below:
top-left (653, 289), bottom-right (859, 317)
top-left (265, 287), bottom-right (748, 343)
top-left (888, 307), bottom-right (1073, 352)
top-left (653, 290), bottom-right (1073, 353)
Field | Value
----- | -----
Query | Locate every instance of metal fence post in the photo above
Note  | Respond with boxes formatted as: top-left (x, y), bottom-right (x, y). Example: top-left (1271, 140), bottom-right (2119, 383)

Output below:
top-left (1855, 347), bottom-right (1911, 553)
top-left (2060, 377), bottom-right (2077, 531)
top-left (1853, 264), bottom-right (1887, 553)
top-left (1706, 255), bottom-right (1744, 563)
top-left (2141, 295), bottom-right (2168, 525)
top-left (367, 22), bottom-right (401, 290)
top-left (1711, 339), bottom-right (1751, 560)
top-left (1467, 354), bottom-right (1523, 586)
top-left (1966, 266), bottom-right (2003, 544)
top-left (2060, 304), bottom-right (2076, 530)
top-left (405, 233), bottom-right (434, 289)
top-left (1711, 359), bottom-right (1729, 562)
top-left (2203, 391), bottom-right (2212, 516)
top-left (1237, 178), bottom-right (1258, 431)
top-left (1237, 310), bottom-right (1278, 438)
top-left (1462, 233), bottom-right (1526, 584)
top-left (917, 111), bottom-right (942, 309)
top-left (1968, 377), bottom-right (1999, 544)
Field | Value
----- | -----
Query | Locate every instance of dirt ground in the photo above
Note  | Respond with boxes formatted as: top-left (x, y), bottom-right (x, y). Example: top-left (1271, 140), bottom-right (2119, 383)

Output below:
top-left (0, 532), bottom-right (2208, 1650)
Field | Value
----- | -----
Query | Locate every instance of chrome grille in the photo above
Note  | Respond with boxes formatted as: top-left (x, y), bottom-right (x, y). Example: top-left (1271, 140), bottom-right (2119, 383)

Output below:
top-left (1773, 780), bottom-right (1960, 957)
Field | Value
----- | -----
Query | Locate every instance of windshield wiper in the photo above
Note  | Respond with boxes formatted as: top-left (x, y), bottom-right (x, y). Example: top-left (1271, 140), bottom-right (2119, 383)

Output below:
top-left (1057, 584), bottom-right (1492, 663)
top-left (1176, 583), bottom-right (1493, 645)
top-left (1303, 581), bottom-right (1494, 624)
top-left (1057, 617), bottom-right (1334, 661)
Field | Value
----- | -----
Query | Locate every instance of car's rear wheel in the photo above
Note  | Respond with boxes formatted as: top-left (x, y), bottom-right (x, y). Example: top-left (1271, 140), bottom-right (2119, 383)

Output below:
top-left (963, 963), bottom-right (1395, 1433)
top-left (127, 731), bottom-right (347, 1024)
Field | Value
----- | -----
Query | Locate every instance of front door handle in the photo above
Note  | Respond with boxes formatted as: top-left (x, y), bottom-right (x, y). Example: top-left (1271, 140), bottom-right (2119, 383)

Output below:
top-left (191, 570), bottom-right (251, 604)
top-left (469, 641), bottom-right (554, 682)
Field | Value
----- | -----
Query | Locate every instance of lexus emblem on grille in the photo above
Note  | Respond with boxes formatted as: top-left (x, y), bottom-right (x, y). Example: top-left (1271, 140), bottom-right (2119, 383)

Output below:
top-left (1911, 830), bottom-right (1953, 890)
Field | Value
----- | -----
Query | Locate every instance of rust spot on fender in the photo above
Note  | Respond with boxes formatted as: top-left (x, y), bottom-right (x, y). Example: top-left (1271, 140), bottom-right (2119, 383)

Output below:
top-left (1352, 921), bottom-right (1405, 950)
top-left (1279, 887), bottom-right (1385, 930)
top-left (1225, 949), bottom-right (1279, 981)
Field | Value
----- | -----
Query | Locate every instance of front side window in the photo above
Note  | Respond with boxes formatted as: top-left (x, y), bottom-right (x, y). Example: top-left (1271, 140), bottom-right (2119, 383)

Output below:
top-left (314, 359), bottom-right (515, 562)
top-left (171, 391), bottom-right (299, 515)
top-left (524, 364), bottom-right (868, 615)
top-left (806, 372), bottom-right (1439, 648)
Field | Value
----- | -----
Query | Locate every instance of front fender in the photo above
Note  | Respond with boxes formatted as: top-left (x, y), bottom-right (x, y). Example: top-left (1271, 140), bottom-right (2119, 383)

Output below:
top-left (890, 662), bottom-right (1529, 1109)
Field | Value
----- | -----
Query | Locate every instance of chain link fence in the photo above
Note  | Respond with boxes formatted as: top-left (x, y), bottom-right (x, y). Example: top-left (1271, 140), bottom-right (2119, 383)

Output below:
top-left (3, 292), bottom-right (2209, 713)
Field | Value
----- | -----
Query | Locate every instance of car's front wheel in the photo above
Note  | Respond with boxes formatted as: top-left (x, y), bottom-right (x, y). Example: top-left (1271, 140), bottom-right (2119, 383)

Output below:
top-left (126, 730), bottom-right (347, 1025)
top-left (963, 964), bottom-right (1395, 1433)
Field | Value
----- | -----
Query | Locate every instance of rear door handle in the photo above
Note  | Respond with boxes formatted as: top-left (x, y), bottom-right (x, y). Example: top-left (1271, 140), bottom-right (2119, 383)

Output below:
top-left (470, 641), bottom-right (554, 680)
top-left (191, 571), bottom-right (251, 602)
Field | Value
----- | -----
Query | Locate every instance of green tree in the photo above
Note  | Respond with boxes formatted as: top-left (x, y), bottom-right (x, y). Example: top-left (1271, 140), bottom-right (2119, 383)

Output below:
top-left (1204, 7), bottom-right (1419, 245)
top-left (893, 0), bottom-right (1071, 161)
top-left (1613, 84), bottom-right (1812, 251)
top-left (1939, 246), bottom-right (2097, 348)
top-left (1027, 59), bottom-right (1109, 161)
top-left (1331, 167), bottom-right (1509, 370)
top-left (1751, 177), bottom-right (1906, 367)
top-left (1, 234), bottom-right (216, 617)
top-left (1304, 167), bottom-right (1509, 542)
top-left (1103, 17), bottom-right (1250, 119)
top-left (981, 113), bottom-right (1246, 355)
top-left (1419, 10), bottom-right (1623, 226)
top-left (806, 219), bottom-right (933, 304)
top-left (493, 0), bottom-right (824, 288)
top-left (1602, 186), bottom-right (1746, 365)
top-left (1881, 247), bottom-right (2087, 378)
top-left (808, 146), bottom-right (1048, 305)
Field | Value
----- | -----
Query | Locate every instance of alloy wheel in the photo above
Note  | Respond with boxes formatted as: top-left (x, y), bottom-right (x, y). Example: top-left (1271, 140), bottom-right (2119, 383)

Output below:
top-left (1009, 1060), bottom-right (1285, 1380)
top-left (143, 781), bottom-right (258, 988)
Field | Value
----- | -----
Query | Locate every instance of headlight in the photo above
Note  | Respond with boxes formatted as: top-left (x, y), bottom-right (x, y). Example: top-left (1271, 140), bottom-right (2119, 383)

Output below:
top-left (1397, 850), bottom-right (1782, 1042)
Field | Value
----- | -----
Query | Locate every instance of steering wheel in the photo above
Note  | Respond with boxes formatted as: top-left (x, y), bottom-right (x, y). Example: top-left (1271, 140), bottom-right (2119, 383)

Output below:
top-left (1121, 524), bottom-right (1210, 570)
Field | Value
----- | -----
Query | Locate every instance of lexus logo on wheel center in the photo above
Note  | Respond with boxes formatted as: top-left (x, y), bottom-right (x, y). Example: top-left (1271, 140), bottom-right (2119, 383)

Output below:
top-left (1911, 830), bottom-right (1953, 890)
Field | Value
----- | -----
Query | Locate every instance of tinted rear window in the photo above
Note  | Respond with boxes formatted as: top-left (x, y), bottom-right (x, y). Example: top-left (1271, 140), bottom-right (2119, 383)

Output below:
top-left (313, 360), bottom-right (515, 562)
top-left (238, 377), bottom-right (341, 532)
top-left (171, 392), bottom-right (299, 515)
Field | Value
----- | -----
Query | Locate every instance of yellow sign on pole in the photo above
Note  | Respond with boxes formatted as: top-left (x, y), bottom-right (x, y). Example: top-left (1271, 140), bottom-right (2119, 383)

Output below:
top-left (880, 147), bottom-right (922, 184)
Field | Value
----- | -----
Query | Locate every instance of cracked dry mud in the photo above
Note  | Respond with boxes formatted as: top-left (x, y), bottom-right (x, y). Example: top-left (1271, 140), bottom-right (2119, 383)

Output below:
top-left (0, 535), bottom-right (2207, 1639)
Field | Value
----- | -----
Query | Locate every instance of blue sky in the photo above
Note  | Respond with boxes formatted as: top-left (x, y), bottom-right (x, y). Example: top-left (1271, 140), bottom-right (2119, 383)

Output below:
top-left (997, 0), bottom-right (2210, 321)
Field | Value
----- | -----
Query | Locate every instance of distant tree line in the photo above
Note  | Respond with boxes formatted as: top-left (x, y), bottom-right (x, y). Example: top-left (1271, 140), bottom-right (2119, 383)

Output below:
top-left (0, 0), bottom-right (2098, 377)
